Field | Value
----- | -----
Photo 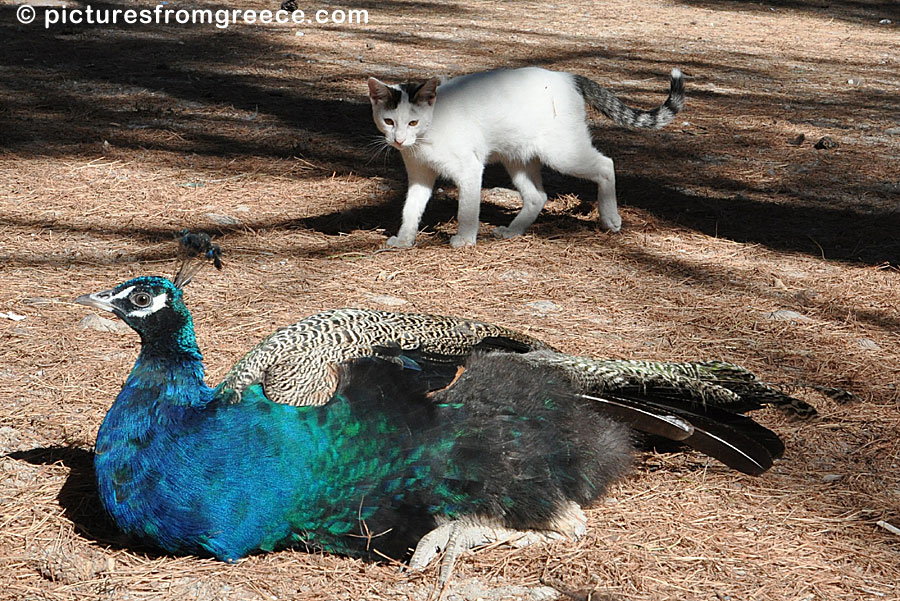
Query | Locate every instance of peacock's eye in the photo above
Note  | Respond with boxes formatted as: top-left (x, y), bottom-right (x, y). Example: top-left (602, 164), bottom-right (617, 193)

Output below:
top-left (384, 118), bottom-right (394, 126)
top-left (408, 120), bottom-right (418, 126)
top-left (130, 291), bottom-right (153, 308)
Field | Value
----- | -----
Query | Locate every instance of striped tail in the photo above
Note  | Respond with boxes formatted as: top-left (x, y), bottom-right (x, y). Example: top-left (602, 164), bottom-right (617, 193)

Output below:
top-left (522, 352), bottom-right (816, 475)
top-left (574, 68), bottom-right (685, 129)
top-left (524, 353), bottom-right (816, 417)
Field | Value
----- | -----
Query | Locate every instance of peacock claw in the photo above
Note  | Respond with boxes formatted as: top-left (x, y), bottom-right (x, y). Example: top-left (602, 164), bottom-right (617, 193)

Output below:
top-left (409, 504), bottom-right (588, 590)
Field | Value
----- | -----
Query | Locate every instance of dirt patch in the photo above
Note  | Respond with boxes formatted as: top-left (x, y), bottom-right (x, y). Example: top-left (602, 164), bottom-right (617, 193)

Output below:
top-left (1, 1), bottom-right (899, 600)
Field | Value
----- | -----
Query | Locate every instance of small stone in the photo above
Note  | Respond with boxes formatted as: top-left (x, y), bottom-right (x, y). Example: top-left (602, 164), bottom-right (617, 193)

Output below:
top-left (764, 309), bottom-right (811, 323)
top-left (879, 18), bottom-right (892, 24)
top-left (856, 338), bottom-right (882, 351)
top-left (366, 294), bottom-right (408, 307)
top-left (528, 587), bottom-right (560, 600)
top-left (814, 136), bottom-right (837, 150)
top-left (699, 154), bottom-right (727, 164)
top-left (526, 300), bottom-right (561, 314)
top-left (498, 269), bottom-right (532, 282)
top-left (79, 313), bottom-right (130, 333)
top-left (0, 426), bottom-right (22, 452)
top-left (822, 474), bottom-right (842, 483)
top-left (0, 311), bottom-right (26, 321)
top-left (204, 213), bottom-right (241, 226)
top-left (482, 187), bottom-right (520, 206)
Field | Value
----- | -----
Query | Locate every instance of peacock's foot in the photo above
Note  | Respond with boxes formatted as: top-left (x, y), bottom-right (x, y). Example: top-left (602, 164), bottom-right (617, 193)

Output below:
top-left (408, 503), bottom-right (587, 590)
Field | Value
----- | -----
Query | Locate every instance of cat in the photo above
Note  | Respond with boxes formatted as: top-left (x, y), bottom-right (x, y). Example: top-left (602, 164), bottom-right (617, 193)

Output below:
top-left (368, 66), bottom-right (684, 248)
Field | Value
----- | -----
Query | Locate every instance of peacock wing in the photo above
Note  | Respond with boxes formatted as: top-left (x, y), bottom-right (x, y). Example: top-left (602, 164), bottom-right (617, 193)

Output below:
top-left (217, 308), bottom-right (550, 406)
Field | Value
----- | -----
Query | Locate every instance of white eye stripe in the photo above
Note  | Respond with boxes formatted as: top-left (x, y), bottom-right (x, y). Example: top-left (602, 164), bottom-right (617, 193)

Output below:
top-left (127, 292), bottom-right (169, 318)
top-left (109, 286), bottom-right (135, 301)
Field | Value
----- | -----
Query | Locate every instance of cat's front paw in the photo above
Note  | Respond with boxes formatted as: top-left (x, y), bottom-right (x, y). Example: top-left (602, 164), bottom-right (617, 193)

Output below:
top-left (449, 234), bottom-right (476, 248)
top-left (493, 225), bottom-right (525, 240)
top-left (386, 235), bottom-right (414, 248)
top-left (599, 212), bottom-right (622, 233)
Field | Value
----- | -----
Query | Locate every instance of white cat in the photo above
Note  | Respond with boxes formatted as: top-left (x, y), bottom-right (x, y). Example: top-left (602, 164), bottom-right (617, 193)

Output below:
top-left (368, 66), bottom-right (684, 248)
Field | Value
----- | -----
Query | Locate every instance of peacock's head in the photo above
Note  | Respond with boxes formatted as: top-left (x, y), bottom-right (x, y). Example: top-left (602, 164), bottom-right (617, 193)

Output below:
top-left (76, 231), bottom-right (221, 353)
top-left (76, 276), bottom-right (194, 343)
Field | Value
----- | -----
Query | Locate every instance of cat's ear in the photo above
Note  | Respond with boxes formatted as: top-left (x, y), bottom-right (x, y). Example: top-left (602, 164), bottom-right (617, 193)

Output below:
top-left (412, 77), bottom-right (440, 106)
top-left (367, 77), bottom-right (394, 106)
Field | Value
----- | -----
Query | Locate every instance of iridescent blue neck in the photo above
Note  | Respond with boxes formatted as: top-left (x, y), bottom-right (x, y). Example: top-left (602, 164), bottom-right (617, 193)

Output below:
top-left (124, 330), bottom-right (212, 408)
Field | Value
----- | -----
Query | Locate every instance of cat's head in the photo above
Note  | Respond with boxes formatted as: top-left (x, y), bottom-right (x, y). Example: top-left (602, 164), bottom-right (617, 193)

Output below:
top-left (367, 77), bottom-right (440, 149)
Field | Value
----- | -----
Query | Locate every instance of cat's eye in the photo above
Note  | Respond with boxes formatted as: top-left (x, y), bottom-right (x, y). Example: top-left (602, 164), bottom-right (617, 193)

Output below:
top-left (409, 120), bottom-right (418, 126)
top-left (130, 291), bottom-right (153, 308)
top-left (384, 118), bottom-right (394, 126)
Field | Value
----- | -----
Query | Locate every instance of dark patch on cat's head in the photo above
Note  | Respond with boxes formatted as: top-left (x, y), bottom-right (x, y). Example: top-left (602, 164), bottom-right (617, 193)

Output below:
top-left (398, 83), bottom-right (423, 105)
top-left (367, 77), bottom-right (403, 109)
top-left (368, 77), bottom-right (439, 109)
top-left (380, 82), bottom-right (422, 110)
top-left (407, 78), bottom-right (439, 106)
top-left (384, 86), bottom-right (406, 109)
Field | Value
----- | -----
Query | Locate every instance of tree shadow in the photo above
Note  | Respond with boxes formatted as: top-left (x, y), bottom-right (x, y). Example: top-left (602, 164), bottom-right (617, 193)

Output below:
top-left (282, 160), bottom-right (900, 266)
top-left (674, 0), bottom-right (898, 24)
top-left (617, 174), bottom-right (900, 266)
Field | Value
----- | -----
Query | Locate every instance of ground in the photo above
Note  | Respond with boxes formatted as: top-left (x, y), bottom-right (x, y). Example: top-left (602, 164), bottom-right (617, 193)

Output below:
top-left (1, 0), bottom-right (899, 600)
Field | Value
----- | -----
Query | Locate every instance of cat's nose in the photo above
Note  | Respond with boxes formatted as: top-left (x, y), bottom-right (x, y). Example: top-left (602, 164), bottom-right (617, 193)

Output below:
top-left (394, 136), bottom-right (406, 146)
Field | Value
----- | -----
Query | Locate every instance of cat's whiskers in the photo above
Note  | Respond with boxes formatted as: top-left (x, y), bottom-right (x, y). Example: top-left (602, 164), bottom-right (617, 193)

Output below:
top-left (365, 135), bottom-right (394, 165)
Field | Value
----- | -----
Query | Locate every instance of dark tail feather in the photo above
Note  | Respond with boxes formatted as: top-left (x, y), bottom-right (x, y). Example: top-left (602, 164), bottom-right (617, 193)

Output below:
top-left (574, 68), bottom-right (684, 130)
top-left (577, 393), bottom-right (694, 441)
top-left (666, 415), bottom-right (776, 476)
top-left (596, 392), bottom-right (784, 475)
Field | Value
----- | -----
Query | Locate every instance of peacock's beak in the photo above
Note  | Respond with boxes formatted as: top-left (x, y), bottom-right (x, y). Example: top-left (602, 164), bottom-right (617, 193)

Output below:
top-left (75, 289), bottom-right (117, 313)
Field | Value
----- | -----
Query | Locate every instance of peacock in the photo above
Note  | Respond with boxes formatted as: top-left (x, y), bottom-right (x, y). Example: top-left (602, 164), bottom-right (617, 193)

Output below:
top-left (75, 232), bottom-right (814, 588)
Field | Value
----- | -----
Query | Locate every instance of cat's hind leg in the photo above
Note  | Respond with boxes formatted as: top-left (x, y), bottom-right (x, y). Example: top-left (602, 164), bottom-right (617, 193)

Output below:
top-left (545, 143), bottom-right (621, 233)
top-left (495, 158), bottom-right (548, 239)
top-left (387, 163), bottom-right (438, 247)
